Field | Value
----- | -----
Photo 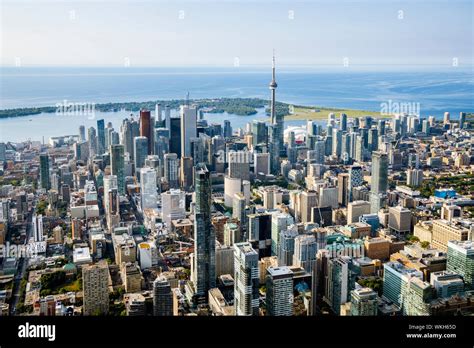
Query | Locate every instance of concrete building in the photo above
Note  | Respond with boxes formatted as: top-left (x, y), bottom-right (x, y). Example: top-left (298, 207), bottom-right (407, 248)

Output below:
top-left (266, 266), bottom-right (294, 316)
top-left (82, 261), bottom-right (109, 316)
top-left (234, 242), bottom-right (259, 316)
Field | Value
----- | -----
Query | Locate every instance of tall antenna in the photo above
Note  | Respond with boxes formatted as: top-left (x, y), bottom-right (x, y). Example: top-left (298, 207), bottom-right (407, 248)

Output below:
top-left (186, 91), bottom-right (190, 106)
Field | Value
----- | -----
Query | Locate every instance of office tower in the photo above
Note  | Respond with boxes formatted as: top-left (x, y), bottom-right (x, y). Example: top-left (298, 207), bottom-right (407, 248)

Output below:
top-left (348, 165), bottom-right (363, 202)
top-left (299, 191), bottom-right (318, 223)
top-left (340, 113), bottom-right (347, 131)
top-left (293, 234), bottom-right (317, 273)
top-left (87, 127), bottom-right (97, 156)
top-left (337, 173), bottom-right (350, 207)
top-left (180, 104), bottom-right (197, 158)
top-left (422, 119), bottom-right (430, 134)
top-left (153, 276), bottom-right (173, 316)
top-left (39, 153), bottom-right (51, 190)
top-left (359, 214), bottom-right (380, 236)
top-left (155, 103), bottom-right (162, 123)
top-left (317, 186), bottom-right (337, 210)
top-left (277, 227), bottom-right (298, 266)
top-left (32, 214), bottom-right (44, 242)
top-left (431, 220), bottom-right (470, 252)
top-left (110, 144), bottom-right (125, 195)
top-left (266, 266), bottom-right (294, 316)
top-left (254, 152), bottom-right (270, 175)
top-left (0, 142), bottom-right (6, 161)
top-left (447, 241), bottom-right (474, 289)
top-left (377, 119), bottom-right (386, 136)
top-left (354, 135), bottom-right (363, 162)
top-left (193, 164), bottom-right (216, 298)
top-left (139, 110), bottom-right (153, 155)
top-left (332, 128), bottom-right (342, 158)
top-left (97, 119), bottom-right (106, 155)
top-left (388, 206), bottom-right (412, 236)
top-left (408, 153), bottom-right (420, 169)
top-left (164, 153), bottom-right (179, 189)
top-left (180, 156), bottom-right (194, 191)
top-left (169, 117), bottom-right (181, 157)
top-left (247, 212), bottom-right (272, 257)
top-left (164, 105), bottom-right (171, 131)
top-left (314, 140), bottom-right (325, 164)
top-left (269, 54), bottom-right (283, 155)
top-left (350, 288), bottom-right (378, 316)
top-left (369, 151), bottom-right (388, 213)
top-left (234, 242), bottom-right (259, 316)
top-left (110, 130), bottom-right (120, 146)
top-left (83, 261), bottom-right (109, 316)
top-left (221, 222), bottom-right (237, 247)
top-left (103, 175), bottom-right (118, 214)
top-left (347, 200), bottom-right (371, 224)
top-left (368, 127), bottom-right (378, 152)
top-left (228, 151), bottom-right (250, 181)
top-left (407, 169), bottom-right (423, 187)
top-left (341, 132), bottom-right (351, 163)
top-left (430, 271), bottom-right (465, 298)
top-left (161, 189), bottom-right (186, 226)
top-left (443, 111), bottom-right (450, 125)
top-left (140, 167), bottom-right (157, 210)
top-left (268, 124), bottom-right (280, 175)
top-left (402, 277), bottom-right (432, 315)
top-left (121, 117), bottom-right (139, 160)
top-left (78, 125), bottom-right (86, 142)
top-left (223, 119), bottom-right (232, 138)
top-left (383, 261), bottom-right (423, 306)
top-left (154, 129), bottom-right (170, 162)
top-left (252, 120), bottom-right (267, 146)
top-left (325, 257), bottom-right (352, 315)
top-left (132, 136), bottom-right (149, 173)
top-left (270, 212), bottom-right (294, 256)
top-left (459, 112), bottom-right (466, 129)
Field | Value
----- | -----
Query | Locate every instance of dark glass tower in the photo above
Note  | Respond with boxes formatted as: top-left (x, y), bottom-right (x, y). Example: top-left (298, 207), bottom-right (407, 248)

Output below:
top-left (193, 163), bottom-right (216, 298)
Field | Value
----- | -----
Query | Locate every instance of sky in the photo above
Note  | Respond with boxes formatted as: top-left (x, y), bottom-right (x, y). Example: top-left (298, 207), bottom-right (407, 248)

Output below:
top-left (0, 0), bottom-right (473, 67)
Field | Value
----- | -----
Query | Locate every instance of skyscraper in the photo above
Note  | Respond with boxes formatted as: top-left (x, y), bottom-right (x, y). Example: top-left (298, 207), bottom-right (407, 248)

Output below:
top-left (447, 240), bottom-right (474, 290)
top-left (140, 167), bottom-right (157, 210)
top-left (153, 276), bottom-right (173, 316)
top-left (164, 153), bottom-right (179, 189)
top-left (459, 112), bottom-right (466, 129)
top-left (140, 110), bottom-right (153, 155)
top-left (193, 164), bottom-right (216, 298)
top-left (370, 151), bottom-right (388, 213)
top-left (293, 234), bottom-right (317, 273)
top-left (83, 261), bottom-right (109, 316)
top-left (180, 104), bottom-right (197, 158)
top-left (234, 242), bottom-right (259, 316)
top-left (110, 144), bottom-right (125, 195)
top-left (266, 266), bottom-right (294, 316)
top-left (268, 124), bottom-right (280, 175)
top-left (134, 136), bottom-right (149, 171)
top-left (340, 113), bottom-right (347, 131)
top-left (39, 153), bottom-right (50, 190)
top-left (97, 119), bottom-right (106, 155)
top-left (79, 125), bottom-right (86, 142)
top-left (120, 117), bottom-right (139, 160)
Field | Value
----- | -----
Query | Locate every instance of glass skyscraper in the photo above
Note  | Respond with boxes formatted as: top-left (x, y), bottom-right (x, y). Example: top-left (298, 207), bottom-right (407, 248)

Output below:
top-left (193, 163), bottom-right (216, 298)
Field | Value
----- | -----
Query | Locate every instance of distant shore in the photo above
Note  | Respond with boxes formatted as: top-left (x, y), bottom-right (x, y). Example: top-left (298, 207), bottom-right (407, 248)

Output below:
top-left (0, 97), bottom-right (392, 121)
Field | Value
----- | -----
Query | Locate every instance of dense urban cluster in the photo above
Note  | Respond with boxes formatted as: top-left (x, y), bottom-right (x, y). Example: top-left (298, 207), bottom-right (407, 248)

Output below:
top-left (0, 61), bottom-right (473, 317)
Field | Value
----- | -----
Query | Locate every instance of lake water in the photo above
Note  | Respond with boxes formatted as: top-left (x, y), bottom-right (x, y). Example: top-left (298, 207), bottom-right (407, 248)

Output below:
top-left (0, 66), bottom-right (473, 142)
